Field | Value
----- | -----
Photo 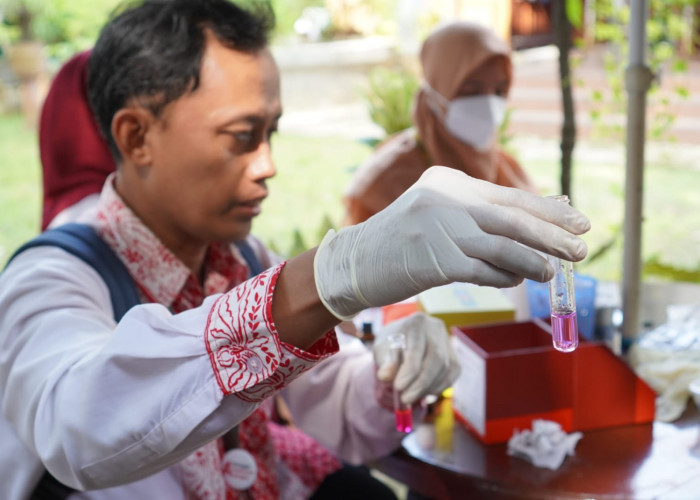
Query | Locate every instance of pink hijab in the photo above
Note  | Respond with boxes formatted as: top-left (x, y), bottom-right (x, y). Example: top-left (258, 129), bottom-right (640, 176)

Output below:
top-left (415, 21), bottom-right (524, 185)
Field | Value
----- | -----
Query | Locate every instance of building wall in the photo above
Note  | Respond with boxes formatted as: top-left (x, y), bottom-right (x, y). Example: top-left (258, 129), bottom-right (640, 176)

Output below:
top-left (457, 0), bottom-right (513, 43)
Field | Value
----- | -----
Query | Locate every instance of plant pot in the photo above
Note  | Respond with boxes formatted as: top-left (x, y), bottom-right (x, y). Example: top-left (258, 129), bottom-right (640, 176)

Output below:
top-left (7, 40), bottom-right (45, 81)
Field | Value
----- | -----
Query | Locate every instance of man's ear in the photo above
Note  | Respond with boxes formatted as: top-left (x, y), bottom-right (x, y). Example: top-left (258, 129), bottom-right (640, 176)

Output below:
top-left (111, 107), bottom-right (154, 167)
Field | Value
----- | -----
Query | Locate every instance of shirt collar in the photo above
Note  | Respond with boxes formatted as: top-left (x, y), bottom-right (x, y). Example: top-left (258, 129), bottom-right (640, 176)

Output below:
top-left (95, 173), bottom-right (248, 309)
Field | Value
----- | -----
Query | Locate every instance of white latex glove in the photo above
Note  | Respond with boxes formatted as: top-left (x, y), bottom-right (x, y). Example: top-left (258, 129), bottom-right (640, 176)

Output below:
top-left (372, 312), bottom-right (460, 405)
top-left (314, 166), bottom-right (590, 320)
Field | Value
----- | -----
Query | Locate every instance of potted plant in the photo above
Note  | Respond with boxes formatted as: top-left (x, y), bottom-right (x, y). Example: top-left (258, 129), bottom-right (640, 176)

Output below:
top-left (1, 0), bottom-right (47, 127)
top-left (2, 0), bottom-right (46, 80)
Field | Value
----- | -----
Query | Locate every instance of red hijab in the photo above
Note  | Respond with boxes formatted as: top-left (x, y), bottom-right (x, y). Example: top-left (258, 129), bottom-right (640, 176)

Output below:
top-left (39, 50), bottom-right (116, 230)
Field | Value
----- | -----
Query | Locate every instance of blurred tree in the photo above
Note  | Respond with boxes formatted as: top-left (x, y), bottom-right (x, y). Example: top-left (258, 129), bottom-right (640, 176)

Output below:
top-left (552, 0), bottom-right (581, 202)
top-left (581, 0), bottom-right (700, 282)
top-left (0, 0), bottom-right (123, 61)
top-left (0, 0), bottom-right (39, 42)
top-left (589, 0), bottom-right (699, 142)
top-left (268, 0), bottom-right (325, 40)
top-left (324, 0), bottom-right (396, 38)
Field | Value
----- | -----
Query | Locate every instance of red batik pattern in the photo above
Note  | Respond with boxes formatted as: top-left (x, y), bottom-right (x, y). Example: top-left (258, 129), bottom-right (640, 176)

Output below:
top-left (181, 405), bottom-right (341, 500)
top-left (180, 406), bottom-right (281, 500)
top-left (97, 201), bottom-right (191, 305)
top-left (171, 244), bottom-right (248, 314)
top-left (268, 421), bottom-right (342, 491)
top-left (205, 264), bottom-right (338, 402)
top-left (180, 440), bottom-right (227, 500)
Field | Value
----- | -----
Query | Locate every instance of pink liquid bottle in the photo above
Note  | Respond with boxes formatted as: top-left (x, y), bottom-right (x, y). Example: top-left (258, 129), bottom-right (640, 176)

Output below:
top-left (547, 195), bottom-right (579, 353)
top-left (388, 333), bottom-right (413, 433)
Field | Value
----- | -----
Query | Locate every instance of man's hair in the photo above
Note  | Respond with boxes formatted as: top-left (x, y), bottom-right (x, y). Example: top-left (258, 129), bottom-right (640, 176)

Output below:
top-left (88, 0), bottom-right (275, 161)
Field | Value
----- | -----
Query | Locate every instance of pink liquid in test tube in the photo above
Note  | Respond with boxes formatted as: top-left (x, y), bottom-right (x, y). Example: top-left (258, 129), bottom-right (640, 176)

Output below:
top-left (389, 333), bottom-right (413, 433)
top-left (551, 310), bottom-right (578, 353)
top-left (394, 407), bottom-right (413, 433)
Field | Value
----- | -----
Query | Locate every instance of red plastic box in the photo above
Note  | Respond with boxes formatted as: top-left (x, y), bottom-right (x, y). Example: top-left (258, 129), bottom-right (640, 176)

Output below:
top-left (450, 320), bottom-right (656, 444)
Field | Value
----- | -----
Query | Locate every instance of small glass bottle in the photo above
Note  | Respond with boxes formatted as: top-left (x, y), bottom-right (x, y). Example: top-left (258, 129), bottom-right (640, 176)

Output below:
top-left (360, 322), bottom-right (375, 344)
top-left (548, 195), bottom-right (579, 353)
top-left (388, 333), bottom-right (413, 433)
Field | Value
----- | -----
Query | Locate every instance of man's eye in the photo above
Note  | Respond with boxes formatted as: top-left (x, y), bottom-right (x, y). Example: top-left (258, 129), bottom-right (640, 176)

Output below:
top-left (233, 132), bottom-right (253, 143)
top-left (223, 131), bottom-right (257, 154)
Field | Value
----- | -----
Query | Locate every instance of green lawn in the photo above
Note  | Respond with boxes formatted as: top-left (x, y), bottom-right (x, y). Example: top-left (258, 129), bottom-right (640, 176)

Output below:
top-left (0, 114), bottom-right (42, 265)
top-left (256, 133), bottom-right (371, 254)
top-left (517, 140), bottom-right (700, 282)
top-left (2, 111), bottom-right (700, 285)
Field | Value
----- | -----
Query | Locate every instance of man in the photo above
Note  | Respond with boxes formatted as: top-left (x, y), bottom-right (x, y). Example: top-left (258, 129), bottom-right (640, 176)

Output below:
top-left (0, 0), bottom-right (590, 498)
top-left (30, 18), bottom-right (452, 500)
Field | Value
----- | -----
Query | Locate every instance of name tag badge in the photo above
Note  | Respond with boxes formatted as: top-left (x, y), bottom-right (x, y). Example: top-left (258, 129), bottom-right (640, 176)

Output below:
top-left (223, 448), bottom-right (258, 491)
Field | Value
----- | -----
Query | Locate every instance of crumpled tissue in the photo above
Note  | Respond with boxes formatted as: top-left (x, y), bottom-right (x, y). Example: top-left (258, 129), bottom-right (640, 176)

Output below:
top-left (507, 420), bottom-right (583, 470)
top-left (629, 303), bottom-right (700, 422)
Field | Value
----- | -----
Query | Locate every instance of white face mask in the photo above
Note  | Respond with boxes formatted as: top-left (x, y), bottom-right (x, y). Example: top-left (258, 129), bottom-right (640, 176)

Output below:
top-left (443, 94), bottom-right (507, 151)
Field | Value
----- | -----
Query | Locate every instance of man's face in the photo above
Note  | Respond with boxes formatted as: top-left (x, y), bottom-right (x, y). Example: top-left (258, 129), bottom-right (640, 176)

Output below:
top-left (133, 34), bottom-right (281, 247)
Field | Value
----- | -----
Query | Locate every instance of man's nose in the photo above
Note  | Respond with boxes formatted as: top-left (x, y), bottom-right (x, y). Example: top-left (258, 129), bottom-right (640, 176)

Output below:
top-left (249, 142), bottom-right (276, 179)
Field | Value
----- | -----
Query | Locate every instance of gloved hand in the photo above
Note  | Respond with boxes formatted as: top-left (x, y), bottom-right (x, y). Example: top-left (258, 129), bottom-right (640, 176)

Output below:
top-left (372, 312), bottom-right (460, 405)
top-left (314, 166), bottom-right (590, 320)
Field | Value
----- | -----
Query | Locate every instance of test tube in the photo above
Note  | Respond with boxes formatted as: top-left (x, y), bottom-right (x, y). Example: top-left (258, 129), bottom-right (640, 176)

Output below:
top-left (388, 333), bottom-right (413, 433)
top-left (547, 195), bottom-right (579, 353)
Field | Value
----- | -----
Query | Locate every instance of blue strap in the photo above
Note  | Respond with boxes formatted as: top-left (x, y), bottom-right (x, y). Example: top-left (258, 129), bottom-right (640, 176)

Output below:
top-left (235, 239), bottom-right (264, 277)
top-left (8, 223), bottom-right (139, 499)
top-left (8, 223), bottom-right (140, 322)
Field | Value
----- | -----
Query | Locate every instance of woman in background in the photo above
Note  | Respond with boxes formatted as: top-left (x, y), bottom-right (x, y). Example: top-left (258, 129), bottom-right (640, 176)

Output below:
top-left (344, 21), bottom-right (536, 225)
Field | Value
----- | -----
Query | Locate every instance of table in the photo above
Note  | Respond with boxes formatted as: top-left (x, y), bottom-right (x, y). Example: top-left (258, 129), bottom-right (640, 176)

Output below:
top-left (371, 402), bottom-right (700, 500)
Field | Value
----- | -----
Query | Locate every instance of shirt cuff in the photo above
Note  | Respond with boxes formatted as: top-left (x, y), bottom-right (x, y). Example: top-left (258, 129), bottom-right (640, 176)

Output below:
top-left (205, 262), bottom-right (339, 402)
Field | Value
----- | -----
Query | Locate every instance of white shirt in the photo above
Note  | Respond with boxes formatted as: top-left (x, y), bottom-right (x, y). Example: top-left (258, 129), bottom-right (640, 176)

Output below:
top-left (0, 185), bottom-right (403, 499)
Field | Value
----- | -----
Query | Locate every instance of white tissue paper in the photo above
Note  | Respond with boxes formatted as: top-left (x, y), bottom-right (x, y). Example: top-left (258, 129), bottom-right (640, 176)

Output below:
top-left (629, 303), bottom-right (700, 422)
top-left (507, 420), bottom-right (583, 470)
